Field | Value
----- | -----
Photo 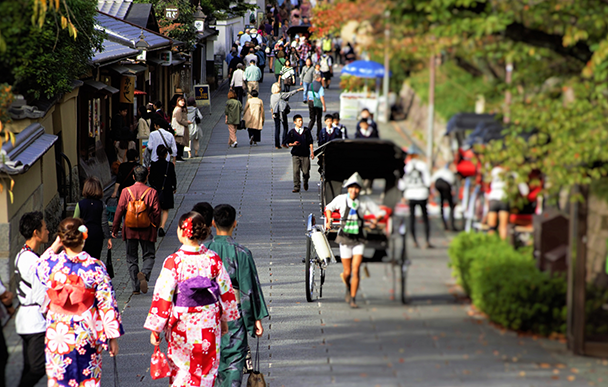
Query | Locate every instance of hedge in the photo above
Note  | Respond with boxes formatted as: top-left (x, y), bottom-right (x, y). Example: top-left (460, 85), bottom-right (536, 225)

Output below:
top-left (448, 232), bottom-right (567, 335)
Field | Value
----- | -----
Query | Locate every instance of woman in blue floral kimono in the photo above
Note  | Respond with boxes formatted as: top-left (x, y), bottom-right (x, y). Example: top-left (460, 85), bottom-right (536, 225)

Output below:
top-left (36, 218), bottom-right (123, 387)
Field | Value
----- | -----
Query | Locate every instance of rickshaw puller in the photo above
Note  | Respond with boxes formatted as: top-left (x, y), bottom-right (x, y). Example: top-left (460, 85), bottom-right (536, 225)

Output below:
top-left (324, 172), bottom-right (386, 308)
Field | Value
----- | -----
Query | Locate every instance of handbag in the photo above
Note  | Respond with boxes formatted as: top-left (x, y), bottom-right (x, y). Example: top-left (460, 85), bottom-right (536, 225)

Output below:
top-left (238, 119), bottom-right (246, 130)
top-left (106, 249), bottom-right (115, 278)
top-left (312, 89), bottom-right (323, 109)
top-left (246, 338), bottom-right (266, 387)
top-left (150, 345), bottom-right (171, 380)
top-left (171, 117), bottom-right (185, 137)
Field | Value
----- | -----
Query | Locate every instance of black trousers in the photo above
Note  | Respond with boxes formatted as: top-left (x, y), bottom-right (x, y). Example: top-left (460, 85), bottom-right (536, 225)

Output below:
top-left (234, 86), bottom-right (244, 105)
top-left (274, 112), bottom-right (289, 147)
top-left (307, 102), bottom-right (323, 141)
top-left (18, 332), bottom-right (45, 387)
top-left (0, 328), bottom-right (7, 387)
top-left (409, 199), bottom-right (430, 244)
top-left (126, 239), bottom-right (156, 292)
top-left (435, 178), bottom-right (456, 230)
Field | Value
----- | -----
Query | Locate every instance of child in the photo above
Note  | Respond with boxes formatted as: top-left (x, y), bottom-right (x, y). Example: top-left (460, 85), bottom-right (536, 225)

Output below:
top-left (332, 112), bottom-right (348, 139)
top-left (355, 118), bottom-right (379, 139)
top-left (318, 114), bottom-right (343, 146)
top-left (285, 114), bottom-right (314, 193)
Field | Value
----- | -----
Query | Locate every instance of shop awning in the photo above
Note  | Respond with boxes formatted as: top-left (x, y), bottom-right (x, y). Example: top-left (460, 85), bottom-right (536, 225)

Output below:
top-left (0, 124), bottom-right (58, 175)
top-left (83, 79), bottom-right (119, 95)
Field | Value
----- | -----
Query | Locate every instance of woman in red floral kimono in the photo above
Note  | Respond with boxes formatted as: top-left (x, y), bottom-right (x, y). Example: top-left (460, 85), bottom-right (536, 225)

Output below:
top-left (144, 212), bottom-right (240, 387)
top-left (36, 218), bottom-right (123, 387)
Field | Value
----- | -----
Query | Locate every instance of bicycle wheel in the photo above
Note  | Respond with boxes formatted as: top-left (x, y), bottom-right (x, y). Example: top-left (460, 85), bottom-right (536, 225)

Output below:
top-left (319, 268), bottom-right (325, 299)
top-left (305, 237), bottom-right (316, 302)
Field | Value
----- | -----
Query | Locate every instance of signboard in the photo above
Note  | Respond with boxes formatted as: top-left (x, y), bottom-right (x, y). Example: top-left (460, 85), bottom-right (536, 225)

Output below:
top-left (159, 50), bottom-right (172, 66)
top-left (165, 6), bottom-right (179, 21)
top-left (194, 84), bottom-right (210, 108)
top-left (119, 75), bottom-right (136, 104)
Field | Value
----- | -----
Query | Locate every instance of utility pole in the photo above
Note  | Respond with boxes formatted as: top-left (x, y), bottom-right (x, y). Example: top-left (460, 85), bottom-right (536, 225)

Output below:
top-left (427, 54), bottom-right (435, 168)
top-left (382, 9), bottom-right (390, 123)
top-left (504, 62), bottom-right (513, 123)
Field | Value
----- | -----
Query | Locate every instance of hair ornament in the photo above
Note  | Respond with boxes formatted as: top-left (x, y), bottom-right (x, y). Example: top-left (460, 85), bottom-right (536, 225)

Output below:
top-left (182, 218), bottom-right (193, 239)
top-left (78, 225), bottom-right (88, 240)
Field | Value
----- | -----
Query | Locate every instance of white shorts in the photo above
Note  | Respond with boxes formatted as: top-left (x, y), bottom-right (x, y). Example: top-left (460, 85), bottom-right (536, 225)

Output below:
top-left (339, 243), bottom-right (365, 259)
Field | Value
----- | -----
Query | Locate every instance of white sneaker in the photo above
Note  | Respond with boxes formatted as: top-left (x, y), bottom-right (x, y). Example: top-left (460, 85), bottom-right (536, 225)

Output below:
top-left (233, 142), bottom-right (238, 148)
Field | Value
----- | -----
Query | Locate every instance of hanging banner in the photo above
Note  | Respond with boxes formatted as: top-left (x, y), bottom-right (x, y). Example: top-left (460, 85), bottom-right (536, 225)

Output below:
top-left (194, 84), bottom-right (210, 108)
top-left (120, 75), bottom-right (136, 104)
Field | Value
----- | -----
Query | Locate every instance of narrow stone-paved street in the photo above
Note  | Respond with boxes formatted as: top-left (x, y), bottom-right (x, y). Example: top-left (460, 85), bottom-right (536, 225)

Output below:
top-left (6, 74), bottom-right (608, 386)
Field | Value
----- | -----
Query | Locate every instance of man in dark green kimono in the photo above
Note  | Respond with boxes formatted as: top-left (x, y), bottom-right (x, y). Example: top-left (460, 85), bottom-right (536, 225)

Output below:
top-left (206, 204), bottom-right (269, 387)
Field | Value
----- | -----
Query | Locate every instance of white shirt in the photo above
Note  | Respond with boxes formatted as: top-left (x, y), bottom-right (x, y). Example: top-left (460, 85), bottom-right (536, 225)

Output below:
top-left (231, 69), bottom-right (245, 87)
top-left (325, 194), bottom-right (386, 220)
top-left (244, 54), bottom-right (258, 66)
top-left (147, 128), bottom-right (177, 162)
top-left (399, 159), bottom-right (431, 200)
top-left (295, 126), bottom-right (304, 135)
top-left (488, 167), bottom-right (529, 201)
top-left (15, 248), bottom-right (46, 334)
top-left (431, 167), bottom-right (455, 185)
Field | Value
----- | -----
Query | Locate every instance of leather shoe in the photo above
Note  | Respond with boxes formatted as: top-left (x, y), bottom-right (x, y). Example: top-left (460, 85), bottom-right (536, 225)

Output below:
top-left (137, 272), bottom-right (148, 294)
top-left (303, 181), bottom-right (309, 191)
top-left (292, 188), bottom-right (300, 193)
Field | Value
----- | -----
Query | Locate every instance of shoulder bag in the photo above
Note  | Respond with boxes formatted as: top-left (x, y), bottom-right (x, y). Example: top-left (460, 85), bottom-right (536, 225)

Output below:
top-left (312, 88), bottom-right (323, 109)
top-left (171, 116), bottom-right (185, 137)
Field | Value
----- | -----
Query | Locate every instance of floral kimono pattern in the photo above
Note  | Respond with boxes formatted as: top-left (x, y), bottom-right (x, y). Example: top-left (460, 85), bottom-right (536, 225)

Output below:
top-left (36, 249), bottom-right (124, 387)
top-left (144, 245), bottom-right (240, 387)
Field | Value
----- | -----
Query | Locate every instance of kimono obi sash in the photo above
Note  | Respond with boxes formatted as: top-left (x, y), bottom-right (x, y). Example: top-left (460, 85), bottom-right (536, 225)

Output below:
top-left (47, 274), bottom-right (95, 315)
top-left (175, 276), bottom-right (220, 308)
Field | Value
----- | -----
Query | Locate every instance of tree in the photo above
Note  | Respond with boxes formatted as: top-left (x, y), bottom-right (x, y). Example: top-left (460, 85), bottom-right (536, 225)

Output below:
top-left (387, 1), bottom-right (608, 202)
top-left (0, 0), bottom-right (102, 100)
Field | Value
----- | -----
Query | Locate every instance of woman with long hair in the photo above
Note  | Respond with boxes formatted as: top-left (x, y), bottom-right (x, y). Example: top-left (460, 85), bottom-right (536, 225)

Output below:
top-left (36, 218), bottom-right (123, 386)
top-left (144, 212), bottom-right (239, 386)
top-left (172, 95), bottom-right (191, 161)
top-left (73, 177), bottom-right (112, 259)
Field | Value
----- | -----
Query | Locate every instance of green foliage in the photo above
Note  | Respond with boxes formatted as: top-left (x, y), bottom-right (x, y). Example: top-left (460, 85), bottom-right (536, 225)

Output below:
top-left (389, 0), bottom-right (608, 204)
top-left (447, 232), bottom-right (503, 295)
top-left (339, 75), bottom-right (377, 93)
top-left (585, 284), bottom-right (608, 337)
top-left (408, 61), bottom-right (500, 121)
top-left (0, 0), bottom-right (102, 100)
top-left (448, 232), bottom-right (567, 335)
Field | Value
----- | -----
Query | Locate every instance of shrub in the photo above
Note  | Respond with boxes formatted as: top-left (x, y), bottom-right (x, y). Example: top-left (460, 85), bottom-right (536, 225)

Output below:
top-left (447, 232), bottom-right (504, 295)
top-left (448, 232), bottom-right (567, 335)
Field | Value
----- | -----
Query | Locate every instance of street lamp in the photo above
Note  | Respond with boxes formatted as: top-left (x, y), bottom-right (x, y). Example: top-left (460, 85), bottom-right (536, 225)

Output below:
top-left (193, 2), bottom-right (206, 32)
top-left (135, 30), bottom-right (149, 61)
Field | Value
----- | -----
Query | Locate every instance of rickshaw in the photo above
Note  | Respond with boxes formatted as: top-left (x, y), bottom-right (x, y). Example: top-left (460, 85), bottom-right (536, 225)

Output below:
top-left (304, 139), bottom-right (409, 304)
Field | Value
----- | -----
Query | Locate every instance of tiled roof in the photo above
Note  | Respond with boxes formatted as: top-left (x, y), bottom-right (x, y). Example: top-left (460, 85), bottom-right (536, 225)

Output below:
top-left (93, 12), bottom-right (173, 64)
top-left (125, 3), bottom-right (157, 31)
top-left (97, 0), bottom-right (133, 19)
top-left (0, 124), bottom-right (58, 175)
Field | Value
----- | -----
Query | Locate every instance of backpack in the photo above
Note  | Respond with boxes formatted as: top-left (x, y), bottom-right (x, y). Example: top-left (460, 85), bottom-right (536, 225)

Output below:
top-left (125, 187), bottom-right (153, 229)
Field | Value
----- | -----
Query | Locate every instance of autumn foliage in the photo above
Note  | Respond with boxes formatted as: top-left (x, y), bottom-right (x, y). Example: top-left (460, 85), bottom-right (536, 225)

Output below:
top-left (311, 0), bottom-right (386, 38)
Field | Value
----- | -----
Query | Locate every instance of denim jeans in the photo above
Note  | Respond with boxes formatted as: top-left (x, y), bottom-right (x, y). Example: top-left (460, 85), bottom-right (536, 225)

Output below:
top-left (302, 82), bottom-right (311, 103)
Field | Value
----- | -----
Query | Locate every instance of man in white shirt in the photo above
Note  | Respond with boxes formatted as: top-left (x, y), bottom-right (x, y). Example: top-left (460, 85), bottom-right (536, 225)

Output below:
top-left (432, 164), bottom-right (458, 231)
top-left (15, 211), bottom-right (49, 386)
top-left (240, 28), bottom-right (251, 46)
top-left (244, 48), bottom-right (258, 67)
top-left (147, 117), bottom-right (177, 164)
top-left (398, 145), bottom-right (432, 248)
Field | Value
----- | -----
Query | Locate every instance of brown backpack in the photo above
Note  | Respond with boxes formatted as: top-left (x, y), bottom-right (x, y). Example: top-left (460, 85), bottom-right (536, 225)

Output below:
top-left (125, 187), bottom-right (153, 229)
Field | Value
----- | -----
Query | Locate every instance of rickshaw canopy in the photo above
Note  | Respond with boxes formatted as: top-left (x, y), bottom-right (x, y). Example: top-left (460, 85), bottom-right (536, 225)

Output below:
top-left (314, 139), bottom-right (406, 183)
top-left (445, 113), bottom-right (497, 135)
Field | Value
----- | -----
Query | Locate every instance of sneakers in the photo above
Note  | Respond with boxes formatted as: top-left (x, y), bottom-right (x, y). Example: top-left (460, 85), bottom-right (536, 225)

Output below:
top-left (137, 272), bottom-right (148, 294)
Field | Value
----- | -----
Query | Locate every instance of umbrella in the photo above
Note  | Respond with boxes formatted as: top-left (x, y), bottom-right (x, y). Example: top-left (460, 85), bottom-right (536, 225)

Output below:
top-left (342, 60), bottom-right (390, 78)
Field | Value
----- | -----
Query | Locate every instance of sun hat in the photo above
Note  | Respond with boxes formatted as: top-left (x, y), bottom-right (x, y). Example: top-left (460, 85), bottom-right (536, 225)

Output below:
top-left (343, 172), bottom-right (364, 188)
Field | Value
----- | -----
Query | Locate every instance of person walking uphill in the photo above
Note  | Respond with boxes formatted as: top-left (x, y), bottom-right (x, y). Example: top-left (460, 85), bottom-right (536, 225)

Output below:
top-left (112, 166), bottom-right (161, 295)
top-left (243, 90), bottom-right (265, 145)
top-left (15, 211), bottom-right (48, 387)
top-left (73, 177), bottom-right (112, 259)
top-left (36, 218), bottom-right (123, 386)
top-left (286, 114), bottom-right (314, 193)
top-left (145, 212), bottom-right (240, 387)
top-left (225, 90), bottom-right (242, 148)
top-left (149, 145), bottom-right (177, 237)
top-left (205, 204), bottom-right (269, 387)
top-left (398, 145), bottom-right (433, 249)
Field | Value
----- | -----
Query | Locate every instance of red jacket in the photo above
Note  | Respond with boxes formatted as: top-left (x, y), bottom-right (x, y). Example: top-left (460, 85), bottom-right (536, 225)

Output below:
top-left (112, 182), bottom-right (161, 242)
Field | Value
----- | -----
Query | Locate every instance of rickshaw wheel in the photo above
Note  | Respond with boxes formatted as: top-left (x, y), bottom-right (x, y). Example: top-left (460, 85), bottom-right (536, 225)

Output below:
top-left (305, 237), bottom-right (316, 302)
